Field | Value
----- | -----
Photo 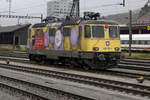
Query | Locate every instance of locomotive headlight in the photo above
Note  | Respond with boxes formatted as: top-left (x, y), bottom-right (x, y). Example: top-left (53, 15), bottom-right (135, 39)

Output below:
top-left (115, 47), bottom-right (120, 51)
top-left (93, 47), bottom-right (99, 51)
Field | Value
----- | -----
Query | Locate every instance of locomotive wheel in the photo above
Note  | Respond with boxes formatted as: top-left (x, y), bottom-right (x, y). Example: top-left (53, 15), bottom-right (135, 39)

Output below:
top-left (40, 59), bottom-right (46, 65)
top-left (83, 66), bottom-right (90, 70)
top-left (40, 56), bottom-right (46, 65)
top-left (29, 54), bottom-right (34, 61)
top-left (69, 65), bottom-right (74, 69)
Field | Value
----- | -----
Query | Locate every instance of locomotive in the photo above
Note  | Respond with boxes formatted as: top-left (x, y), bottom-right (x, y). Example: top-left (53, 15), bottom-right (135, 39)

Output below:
top-left (27, 17), bottom-right (122, 70)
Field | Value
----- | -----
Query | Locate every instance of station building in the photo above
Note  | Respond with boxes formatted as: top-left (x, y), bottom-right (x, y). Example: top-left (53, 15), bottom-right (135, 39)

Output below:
top-left (0, 24), bottom-right (31, 49)
top-left (105, 7), bottom-right (150, 35)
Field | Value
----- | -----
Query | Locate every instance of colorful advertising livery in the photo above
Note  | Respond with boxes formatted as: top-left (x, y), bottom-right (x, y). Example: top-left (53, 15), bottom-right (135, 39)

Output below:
top-left (28, 20), bottom-right (122, 70)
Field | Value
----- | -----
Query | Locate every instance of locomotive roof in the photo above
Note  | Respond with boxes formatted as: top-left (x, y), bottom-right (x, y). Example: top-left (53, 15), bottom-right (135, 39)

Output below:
top-left (80, 20), bottom-right (119, 25)
top-left (32, 23), bottom-right (47, 28)
top-left (31, 19), bottom-right (119, 28)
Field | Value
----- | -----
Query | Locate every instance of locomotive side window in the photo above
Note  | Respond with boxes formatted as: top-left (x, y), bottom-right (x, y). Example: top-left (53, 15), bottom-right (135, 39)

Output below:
top-left (92, 26), bottom-right (104, 38)
top-left (85, 25), bottom-right (91, 38)
top-left (49, 28), bottom-right (56, 36)
top-left (37, 29), bottom-right (43, 38)
top-left (63, 28), bottom-right (71, 36)
top-left (109, 26), bottom-right (119, 38)
top-left (79, 26), bottom-right (82, 36)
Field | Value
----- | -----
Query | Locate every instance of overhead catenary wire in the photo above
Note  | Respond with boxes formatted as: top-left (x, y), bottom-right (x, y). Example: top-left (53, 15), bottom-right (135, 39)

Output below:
top-left (0, 0), bottom-right (148, 16)
top-left (80, 0), bottom-right (148, 16)
top-left (0, 0), bottom-right (149, 26)
top-left (81, 0), bottom-right (147, 11)
top-left (0, 3), bottom-right (46, 13)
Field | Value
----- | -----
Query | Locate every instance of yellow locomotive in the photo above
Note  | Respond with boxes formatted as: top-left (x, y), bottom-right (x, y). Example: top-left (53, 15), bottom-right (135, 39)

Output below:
top-left (27, 19), bottom-right (122, 70)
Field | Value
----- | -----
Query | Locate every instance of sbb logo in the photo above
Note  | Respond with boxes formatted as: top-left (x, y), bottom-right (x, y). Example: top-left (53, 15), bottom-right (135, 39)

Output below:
top-left (106, 41), bottom-right (110, 46)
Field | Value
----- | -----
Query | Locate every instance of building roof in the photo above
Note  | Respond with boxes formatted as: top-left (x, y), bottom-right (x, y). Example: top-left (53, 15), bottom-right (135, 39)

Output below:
top-left (80, 20), bottom-right (119, 25)
top-left (104, 10), bottom-right (140, 24)
top-left (137, 10), bottom-right (150, 23)
top-left (0, 24), bottom-right (31, 33)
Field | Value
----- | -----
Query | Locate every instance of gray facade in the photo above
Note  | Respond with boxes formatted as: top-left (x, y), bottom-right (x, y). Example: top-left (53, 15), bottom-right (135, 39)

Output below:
top-left (47, 0), bottom-right (72, 19)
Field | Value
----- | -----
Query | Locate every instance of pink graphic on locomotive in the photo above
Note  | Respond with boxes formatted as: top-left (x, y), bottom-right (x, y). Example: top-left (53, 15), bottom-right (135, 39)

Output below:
top-left (35, 29), bottom-right (45, 49)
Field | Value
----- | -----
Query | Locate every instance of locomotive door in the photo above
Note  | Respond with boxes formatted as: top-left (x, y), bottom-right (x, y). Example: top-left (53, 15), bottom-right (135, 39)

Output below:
top-left (35, 28), bottom-right (45, 49)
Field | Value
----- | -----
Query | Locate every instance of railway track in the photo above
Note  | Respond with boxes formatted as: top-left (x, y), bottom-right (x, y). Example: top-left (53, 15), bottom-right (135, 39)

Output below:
top-left (119, 58), bottom-right (150, 71)
top-left (0, 51), bottom-right (150, 72)
top-left (121, 58), bottom-right (150, 65)
top-left (0, 51), bottom-right (28, 58)
top-left (0, 82), bottom-right (50, 100)
top-left (0, 55), bottom-right (150, 80)
top-left (0, 63), bottom-right (150, 98)
top-left (0, 74), bottom-right (94, 100)
top-left (1, 54), bottom-right (150, 72)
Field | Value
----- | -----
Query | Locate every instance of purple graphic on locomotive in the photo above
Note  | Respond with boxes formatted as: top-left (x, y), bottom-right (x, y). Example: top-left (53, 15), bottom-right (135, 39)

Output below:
top-left (27, 40), bottom-right (32, 49)
top-left (44, 32), bottom-right (49, 48)
top-left (70, 28), bottom-right (78, 46)
top-left (49, 37), bottom-right (55, 44)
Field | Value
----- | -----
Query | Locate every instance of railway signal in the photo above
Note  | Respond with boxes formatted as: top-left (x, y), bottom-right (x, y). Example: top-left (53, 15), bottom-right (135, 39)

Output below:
top-left (120, 0), bottom-right (125, 7)
top-left (102, 0), bottom-right (125, 7)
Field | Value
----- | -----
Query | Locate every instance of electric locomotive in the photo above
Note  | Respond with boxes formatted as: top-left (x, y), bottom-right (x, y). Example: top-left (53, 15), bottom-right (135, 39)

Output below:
top-left (27, 17), bottom-right (122, 70)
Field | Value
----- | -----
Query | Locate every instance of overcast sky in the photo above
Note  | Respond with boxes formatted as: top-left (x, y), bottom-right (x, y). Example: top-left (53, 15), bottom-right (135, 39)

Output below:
top-left (0, 0), bottom-right (148, 26)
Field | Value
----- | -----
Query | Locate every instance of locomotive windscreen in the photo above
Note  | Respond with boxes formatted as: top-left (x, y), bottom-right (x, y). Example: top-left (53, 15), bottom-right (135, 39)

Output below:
top-left (92, 26), bottom-right (104, 38)
top-left (109, 26), bottom-right (119, 38)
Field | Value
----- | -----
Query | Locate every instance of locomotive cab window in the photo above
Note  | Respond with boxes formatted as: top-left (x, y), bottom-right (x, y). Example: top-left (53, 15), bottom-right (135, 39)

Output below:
top-left (92, 26), bottom-right (104, 38)
top-left (37, 29), bottom-right (43, 38)
top-left (84, 25), bottom-right (91, 38)
top-left (49, 28), bottom-right (56, 37)
top-left (109, 26), bottom-right (119, 38)
top-left (63, 28), bottom-right (71, 36)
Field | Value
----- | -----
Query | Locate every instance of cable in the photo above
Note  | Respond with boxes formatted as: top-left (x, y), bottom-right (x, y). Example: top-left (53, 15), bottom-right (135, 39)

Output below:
top-left (81, 0), bottom-right (147, 11)
top-left (0, 3), bottom-right (46, 13)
